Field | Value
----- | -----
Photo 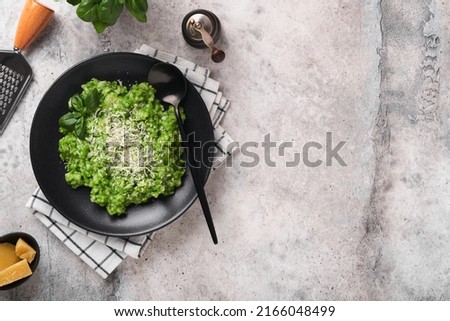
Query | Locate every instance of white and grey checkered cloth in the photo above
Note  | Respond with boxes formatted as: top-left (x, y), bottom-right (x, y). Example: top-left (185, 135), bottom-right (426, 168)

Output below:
top-left (26, 45), bottom-right (235, 279)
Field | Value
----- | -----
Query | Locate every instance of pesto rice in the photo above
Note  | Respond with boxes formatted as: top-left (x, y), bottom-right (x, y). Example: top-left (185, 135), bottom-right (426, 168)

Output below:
top-left (58, 79), bottom-right (185, 215)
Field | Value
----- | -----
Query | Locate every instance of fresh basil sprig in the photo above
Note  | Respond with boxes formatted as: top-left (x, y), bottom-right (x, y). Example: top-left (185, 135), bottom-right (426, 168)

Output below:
top-left (67, 0), bottom-right (148, 33)
top-left (59, 89), bottom-right (100, 139)
top-left (125, 0), bottom-right (148, 23)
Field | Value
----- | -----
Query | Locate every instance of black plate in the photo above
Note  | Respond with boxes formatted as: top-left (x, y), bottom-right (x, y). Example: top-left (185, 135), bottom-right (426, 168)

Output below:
top-left (29, 53), bottom-right (214, 237)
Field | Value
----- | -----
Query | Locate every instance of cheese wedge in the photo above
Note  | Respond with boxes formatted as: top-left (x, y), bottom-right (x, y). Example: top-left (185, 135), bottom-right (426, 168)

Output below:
top-left (0, 259), bottom-right (32, 287)
top-left (15, 238), bottom-right (36, 263)
top-left (0, 243), bottom-right (20, 271)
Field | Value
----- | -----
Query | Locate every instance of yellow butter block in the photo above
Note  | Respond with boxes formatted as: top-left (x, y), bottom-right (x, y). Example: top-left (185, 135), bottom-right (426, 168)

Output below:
top-left (15, 238), bottom-right (36, 263)
top-left (0, 243), bottom-right (20, 271)
top-left (0, 259), bottom-right (33, 287)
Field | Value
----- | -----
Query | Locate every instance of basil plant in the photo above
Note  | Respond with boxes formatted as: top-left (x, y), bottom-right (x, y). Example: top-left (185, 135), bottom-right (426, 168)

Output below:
top-left (68, 0), bottom-right (149, 33)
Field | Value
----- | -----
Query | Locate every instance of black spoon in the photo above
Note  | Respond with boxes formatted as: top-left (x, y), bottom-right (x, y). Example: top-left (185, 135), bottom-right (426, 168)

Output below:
top-left (148, 62), bottom-right (218, 244)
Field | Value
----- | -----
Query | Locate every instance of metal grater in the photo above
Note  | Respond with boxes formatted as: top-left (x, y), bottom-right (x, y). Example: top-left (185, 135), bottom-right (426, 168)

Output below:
top-left (0, 51), bottom-right (32, 134)
top-left (0, 0), bottom-right (53, 135)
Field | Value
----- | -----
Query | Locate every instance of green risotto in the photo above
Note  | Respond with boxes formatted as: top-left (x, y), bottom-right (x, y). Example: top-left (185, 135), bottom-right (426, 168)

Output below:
top-left (58, 79), bottom-right (185, 215)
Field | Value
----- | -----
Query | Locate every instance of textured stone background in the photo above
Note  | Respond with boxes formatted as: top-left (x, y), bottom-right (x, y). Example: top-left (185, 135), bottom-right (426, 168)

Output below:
top-left (0, 0), bottom-right (449, 300)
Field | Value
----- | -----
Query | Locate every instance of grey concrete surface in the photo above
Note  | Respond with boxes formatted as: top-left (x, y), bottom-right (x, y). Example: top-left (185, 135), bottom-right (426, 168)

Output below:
top-left (0, 0), bottom-right (449, 300)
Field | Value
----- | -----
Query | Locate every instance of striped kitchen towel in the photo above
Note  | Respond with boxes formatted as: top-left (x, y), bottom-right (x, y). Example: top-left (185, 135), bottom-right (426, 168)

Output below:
top-left (26, 46), bottom-right (236, 279)
top-left (26, 188), bottom-right (152, 279)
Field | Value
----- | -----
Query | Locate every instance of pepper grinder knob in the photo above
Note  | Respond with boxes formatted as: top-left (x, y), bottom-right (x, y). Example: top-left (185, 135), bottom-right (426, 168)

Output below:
top-left (182, 9), bottom-right (225, 63)
top-left (192, 21), bottom-right (225, 63)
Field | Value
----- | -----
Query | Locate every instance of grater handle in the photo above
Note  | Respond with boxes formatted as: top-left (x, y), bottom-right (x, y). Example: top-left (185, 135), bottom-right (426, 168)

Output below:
top-left (14, 0), bottom-right (54, 51)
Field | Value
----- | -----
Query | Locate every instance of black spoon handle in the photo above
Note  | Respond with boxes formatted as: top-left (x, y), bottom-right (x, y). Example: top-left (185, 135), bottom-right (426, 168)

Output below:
top-left (175, 107), bottom-right (218, 244)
